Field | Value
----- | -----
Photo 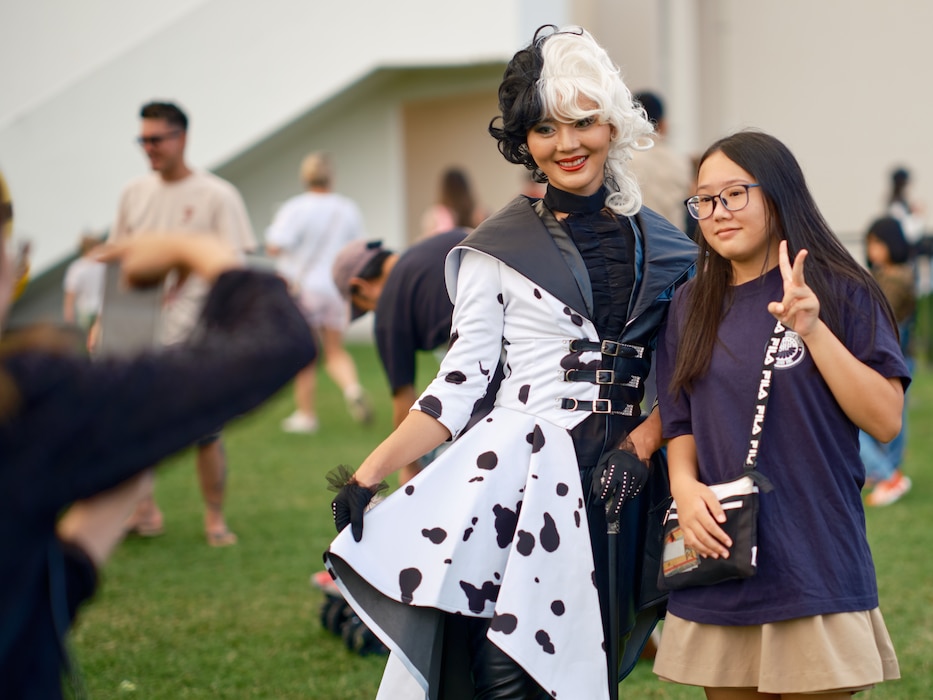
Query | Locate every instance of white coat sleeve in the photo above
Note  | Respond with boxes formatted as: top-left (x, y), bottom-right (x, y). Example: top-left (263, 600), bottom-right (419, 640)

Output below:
top-left (411, 250), bottom-right (504, 439)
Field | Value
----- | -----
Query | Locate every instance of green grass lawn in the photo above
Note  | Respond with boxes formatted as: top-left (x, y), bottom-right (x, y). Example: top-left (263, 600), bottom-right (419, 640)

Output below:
top-left (72, 344), bottom-right (933, 699)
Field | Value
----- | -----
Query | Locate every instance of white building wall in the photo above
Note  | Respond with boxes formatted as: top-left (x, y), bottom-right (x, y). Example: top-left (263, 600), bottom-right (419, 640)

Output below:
top-left (1, 0), bottom-right (566, 271)
top-left (3, 0), bottom-right (932, 273)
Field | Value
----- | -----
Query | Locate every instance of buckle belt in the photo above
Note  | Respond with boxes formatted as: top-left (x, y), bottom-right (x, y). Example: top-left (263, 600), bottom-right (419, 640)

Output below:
top-left (559, 398), bottom-right (636, 416)
top-left (567, 339), bottom-right (645, 358)
top-left (562, 369), bottom-right (641, 387)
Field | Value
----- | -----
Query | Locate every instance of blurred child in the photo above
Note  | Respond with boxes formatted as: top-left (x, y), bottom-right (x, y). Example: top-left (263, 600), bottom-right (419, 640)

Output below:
top-left (862, 216), bottom-right (915, 505)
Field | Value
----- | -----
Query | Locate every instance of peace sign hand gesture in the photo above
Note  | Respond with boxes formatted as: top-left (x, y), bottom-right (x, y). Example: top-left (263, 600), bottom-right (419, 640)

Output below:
top-left (766, 240), bottom-right (820, 337)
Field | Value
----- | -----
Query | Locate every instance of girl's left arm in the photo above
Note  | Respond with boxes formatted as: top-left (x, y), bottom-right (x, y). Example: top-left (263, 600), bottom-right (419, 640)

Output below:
top-left (768, 241), bottom-right (903, 441)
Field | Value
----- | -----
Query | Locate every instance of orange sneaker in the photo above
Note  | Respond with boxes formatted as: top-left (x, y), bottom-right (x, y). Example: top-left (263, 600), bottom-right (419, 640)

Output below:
top-left (866, 471), bottom-right (912, 507)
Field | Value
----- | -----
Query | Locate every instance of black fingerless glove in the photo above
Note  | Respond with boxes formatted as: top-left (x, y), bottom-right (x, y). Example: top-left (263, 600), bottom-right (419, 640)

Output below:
top-left (593, 448), bottom-right (650, 523)
top-left (326, 465), bottom-right (388, 542)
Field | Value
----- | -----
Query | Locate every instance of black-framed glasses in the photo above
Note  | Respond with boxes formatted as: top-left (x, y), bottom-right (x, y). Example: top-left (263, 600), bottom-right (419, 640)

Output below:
top-left (684, 183), bottom-right (761, 220)
top-left (136, 130), bottom-right (182, 147)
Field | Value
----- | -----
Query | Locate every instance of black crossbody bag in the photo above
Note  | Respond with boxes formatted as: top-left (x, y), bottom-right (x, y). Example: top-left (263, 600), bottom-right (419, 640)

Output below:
top-left (658, 321), bottom-right (781, 590)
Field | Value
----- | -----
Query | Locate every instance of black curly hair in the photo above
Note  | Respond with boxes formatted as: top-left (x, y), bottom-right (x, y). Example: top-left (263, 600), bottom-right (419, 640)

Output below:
top-left (488, 25), bottom-right (564, 182)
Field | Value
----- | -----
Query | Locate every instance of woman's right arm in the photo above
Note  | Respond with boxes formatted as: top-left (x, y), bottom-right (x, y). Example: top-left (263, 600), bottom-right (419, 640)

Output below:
top-left (353, 250), bottom-right (505, 485)
top-left (353, 411), bottom-right (451, 488)
top-left (667, 434), bottom-right (732, 559)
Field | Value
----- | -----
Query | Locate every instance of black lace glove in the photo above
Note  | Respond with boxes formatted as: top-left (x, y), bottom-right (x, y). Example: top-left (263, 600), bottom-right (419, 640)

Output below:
top-left (593, 448), bottom-right (650, 523)
top-left (326, 466), bottom-right (388, 542)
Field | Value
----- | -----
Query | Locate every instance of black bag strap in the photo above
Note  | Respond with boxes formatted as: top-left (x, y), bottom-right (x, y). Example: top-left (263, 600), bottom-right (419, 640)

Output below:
top-left (742, 321), bottom-right (784, 493)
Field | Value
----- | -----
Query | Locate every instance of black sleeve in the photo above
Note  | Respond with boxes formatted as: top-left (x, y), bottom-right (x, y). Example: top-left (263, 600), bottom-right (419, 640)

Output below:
top-left (374, 272), bottom-right (419, 393)
top-left (3, 270), bottom-right (316, 513)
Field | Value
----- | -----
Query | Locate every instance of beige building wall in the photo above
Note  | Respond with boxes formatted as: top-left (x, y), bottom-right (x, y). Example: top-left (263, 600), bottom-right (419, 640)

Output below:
top-left (402, 91), bottom-right (519, 244)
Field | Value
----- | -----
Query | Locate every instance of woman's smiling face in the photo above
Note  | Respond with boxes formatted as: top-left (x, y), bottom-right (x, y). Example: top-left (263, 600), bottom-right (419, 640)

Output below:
top-left (526, 99), bottom-right (611, 197)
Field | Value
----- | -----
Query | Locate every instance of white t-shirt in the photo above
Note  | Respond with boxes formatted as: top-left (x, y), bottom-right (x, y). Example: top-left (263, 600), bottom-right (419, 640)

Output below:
top-left (63, 256), bottom-right (106, 327)
top-left (110, 170), bottom-right (256, 344)
top-left (264, 191), bottom-right (365, 299)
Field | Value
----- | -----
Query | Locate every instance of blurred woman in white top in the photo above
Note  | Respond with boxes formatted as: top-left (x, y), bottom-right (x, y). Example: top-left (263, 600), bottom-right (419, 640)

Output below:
top-left (265, 152), bottom-right (372, 432)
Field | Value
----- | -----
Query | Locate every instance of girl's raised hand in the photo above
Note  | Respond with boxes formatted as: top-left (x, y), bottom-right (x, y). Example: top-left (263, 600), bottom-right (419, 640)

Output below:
top-left (767, 240), bottom-right (820, 336)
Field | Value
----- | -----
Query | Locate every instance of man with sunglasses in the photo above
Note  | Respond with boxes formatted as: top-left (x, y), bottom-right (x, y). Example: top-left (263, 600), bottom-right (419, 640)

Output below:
top-left (104, 101), bottom-right (256, 547)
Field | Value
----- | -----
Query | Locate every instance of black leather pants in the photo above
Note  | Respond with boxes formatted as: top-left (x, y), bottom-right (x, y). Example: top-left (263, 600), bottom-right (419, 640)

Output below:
top-left (451, 616), bottom-right (551, 700)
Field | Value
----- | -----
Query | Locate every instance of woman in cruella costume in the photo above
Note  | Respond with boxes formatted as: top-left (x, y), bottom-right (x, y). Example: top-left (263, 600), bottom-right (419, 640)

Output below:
top-left (325, 25), bottom-right (696, 700)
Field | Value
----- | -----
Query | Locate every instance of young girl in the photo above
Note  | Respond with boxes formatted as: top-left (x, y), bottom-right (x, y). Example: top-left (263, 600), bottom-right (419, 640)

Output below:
top-left (324, 26), bottom-right (696, 700)
top-left (861, 216), bottom-right (915, 505)
top-left (654, 131), bottom-right (907, 698)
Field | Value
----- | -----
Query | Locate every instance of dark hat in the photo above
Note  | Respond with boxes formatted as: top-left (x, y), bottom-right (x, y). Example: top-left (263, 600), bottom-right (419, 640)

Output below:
top-left (332, 239), bottom-right (387, 320)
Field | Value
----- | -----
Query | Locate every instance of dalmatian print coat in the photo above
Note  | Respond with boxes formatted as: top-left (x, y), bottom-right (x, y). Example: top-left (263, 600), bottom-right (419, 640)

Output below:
top-left (326, 197), bottom-right (696, 700)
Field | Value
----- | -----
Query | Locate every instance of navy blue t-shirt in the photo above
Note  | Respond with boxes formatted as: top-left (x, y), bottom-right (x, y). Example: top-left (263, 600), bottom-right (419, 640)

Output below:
top-left (658, 266), bottom-right (910, 625)
top-left (375, 229), bottom-right (467, 393)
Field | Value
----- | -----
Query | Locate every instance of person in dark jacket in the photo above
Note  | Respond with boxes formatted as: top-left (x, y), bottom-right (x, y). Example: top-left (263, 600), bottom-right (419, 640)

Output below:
top-left (0, 223), bottom-right (315, 699)
top-left (324, 25), bottom-right (695, 700)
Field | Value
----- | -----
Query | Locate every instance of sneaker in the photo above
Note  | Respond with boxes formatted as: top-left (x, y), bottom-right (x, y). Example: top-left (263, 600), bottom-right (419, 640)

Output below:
top-left (345, 392), bottom-right (374, 425)
top-left (310, 569), bottom-right (343, 597)
top-left (866, 472), bottom-right (912, 507)
top-left (281, 411), bottom-right (319, 434)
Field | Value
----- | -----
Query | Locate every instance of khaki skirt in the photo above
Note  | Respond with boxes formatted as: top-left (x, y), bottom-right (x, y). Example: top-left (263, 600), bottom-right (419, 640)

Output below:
top-left (653, 609), bottom-right (900, 694)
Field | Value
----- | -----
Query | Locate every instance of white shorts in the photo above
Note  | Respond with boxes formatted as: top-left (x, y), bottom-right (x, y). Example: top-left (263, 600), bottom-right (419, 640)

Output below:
top-left (296, 289), bottom-right (349, 331)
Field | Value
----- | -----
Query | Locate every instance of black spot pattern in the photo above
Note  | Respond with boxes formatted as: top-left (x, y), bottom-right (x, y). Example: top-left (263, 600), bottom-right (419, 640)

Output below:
top-left (422, 527), bottom-right (447, 544)
top-left (445, 370), bottom-right (467, 384)
top-left (460, 580), bottom-right (500, 613)
top-left (418, 395), bottom-right (442, 417)
top-left (405, 485), bottom-right (415, 495)
top-left (497, 293), bottom-right (504, 304)
top-left (518, 384), bottom-right (530, 404)
top-left (535, 630), bottom-right (556, 654)
top-left (550, 600), bottom-right (565, 616)
top-left (444, 558), bottom-right (452, 564)
top-left (477, 451), bottom-right (498, 470)
top-left (449, 330), bottom-right (459, 348)
top-left (556, 483), bottom-right (569, 497)
top-left (574, 511), bottom-right (581, 528)
top-left (562, 306), bottom-right (584, 327)
top-left (490, 613), bottom-right (518, 634)
top-left (530, 425), bottom-right (545, 453)
top-left (493, 502), bottom-right (522, 548)
top-left (399, 568), bottom-right (422, 604)
top-left (472, 517), bottom-right (478, 525)
top-left (534, 288), bottom-right (542, 299)
top-left (463, 527), bottom-right (474, 541)
top-left (516, 530), bottom-right (535, 556)
top-left (479, 361), bottom-right (491, 377)
top-left (540, 513), bottom-right (560, 552)
top-left (469, 476), bottom-right (484, 483)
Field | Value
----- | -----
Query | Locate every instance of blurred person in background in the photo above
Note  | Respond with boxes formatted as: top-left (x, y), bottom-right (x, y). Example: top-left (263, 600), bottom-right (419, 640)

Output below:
top-left (861, 216), bottom-right (915, 506)
top-left (887, 166), bottom-right (925, 244)
top-left (106, 101), bottom-right (257, 546)
top-left (629, 91), bottom-right (693, 232)
top-left (419, 166), bottom-right (488, 238)
top-left (0, 171), bottom-right (314, 699)
top-left (62, 233), bottom-right (106, 333)
top-left (265, 151), bottom-right (372, 434)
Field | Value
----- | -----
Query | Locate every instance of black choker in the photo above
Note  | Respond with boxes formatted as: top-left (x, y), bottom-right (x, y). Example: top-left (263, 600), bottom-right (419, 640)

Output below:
top-left (544, 185), bottom-right (607, 215)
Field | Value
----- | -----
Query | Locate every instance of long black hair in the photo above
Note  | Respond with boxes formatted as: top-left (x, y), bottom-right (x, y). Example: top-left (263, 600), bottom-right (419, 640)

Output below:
top-left (671, 130), bottom-right (898, 393)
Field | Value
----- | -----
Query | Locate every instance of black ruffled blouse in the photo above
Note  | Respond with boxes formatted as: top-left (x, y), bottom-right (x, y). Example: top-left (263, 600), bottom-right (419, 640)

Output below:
top-left (543, 185), bottom-right (635, 339)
